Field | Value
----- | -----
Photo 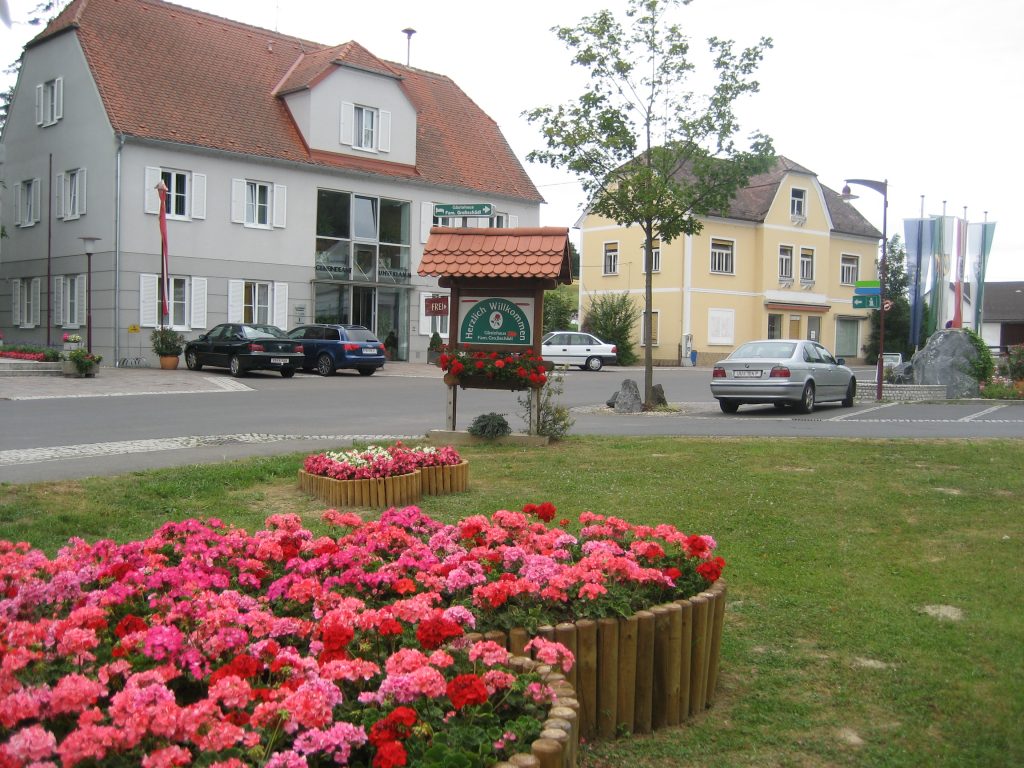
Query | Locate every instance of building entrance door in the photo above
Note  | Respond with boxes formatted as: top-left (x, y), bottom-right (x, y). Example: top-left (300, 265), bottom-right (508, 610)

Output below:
top-left (789, 315), bottom-right (801, 339)
top-left (353, 287), bottom-right (375, 331)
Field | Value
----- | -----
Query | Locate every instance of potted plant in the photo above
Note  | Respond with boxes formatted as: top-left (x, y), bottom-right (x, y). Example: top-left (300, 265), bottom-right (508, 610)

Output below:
top-left (151, 327), bottom-right (185, 369)
top-left (427, 331), bottom-right (443, 364)
top-left (63, 348), bottom-right (102, 377)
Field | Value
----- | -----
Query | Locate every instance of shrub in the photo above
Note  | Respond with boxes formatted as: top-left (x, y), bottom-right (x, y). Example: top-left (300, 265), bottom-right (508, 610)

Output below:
top-left (999, 343), bottom-right (1024, 381)
top-left (468, 412), bottom-right (512, 439)
top-left (581, 292), bottom-right (640, 366)
top-left (428, 331), bottom-right (443, 352)
top-left (66, 347), bottom-right (102, 373)
top-left (0, 344), bottom-right (61, 362)
top-left (150, 327), bottom-right (185, 356)
top-left (543, 285), bottom-right (577, 334)
top-left (962, 328), bottom-right (995, 384)
top-left (518, 372), bottom-right (574, 440)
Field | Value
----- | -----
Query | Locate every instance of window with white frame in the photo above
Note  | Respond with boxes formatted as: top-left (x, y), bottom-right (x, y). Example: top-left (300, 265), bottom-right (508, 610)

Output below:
top-left (16, 178), bottom-right (41, 227)
top-left (710, 239), bottom-right (734, 274)
top-left (603, 242), bottom-right (619, 275)
top-left (779, 245), bottom-right (793, 279)
top-left (840, 254), bottom-right (859, 285)
top-left (139, 274), bottom-right (207, 330)
top-left (419, 292), bottom-right (450, 338)
top-left (12, 278), bottom-right (42, 327)
top-left (791, 188), bottom-right (806, 218)
top-left (355, 106), bottom-right (376, 150)
top-left (341, 102), bottom-right (391, 153)
top-left (35, 77), bottom-right (63, 126)
top-left (226, 279), bottom-right (287, 328)
top-left (231, 179), bottom-right (286, 229)
top-left (144, 167), bottom-right (207, 220)
top-left (708, 308), bottom-right (735, 345)
top-left (639, 310), bottom-right (660, 346)
top-left (800, 247), bottom-right (815, 281)
top-left (244, 281), bottom-right (270, 323)
top-left (56, 168), bottom-right (87, 220)
top-left (53, 274), bottom-right (86, 327)
top-left (642, 239), bottom-right (661, 273)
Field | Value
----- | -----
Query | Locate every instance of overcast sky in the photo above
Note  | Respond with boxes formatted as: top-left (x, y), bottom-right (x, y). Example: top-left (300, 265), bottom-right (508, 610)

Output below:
top-left (3, 0), bottom-right (1021, 281)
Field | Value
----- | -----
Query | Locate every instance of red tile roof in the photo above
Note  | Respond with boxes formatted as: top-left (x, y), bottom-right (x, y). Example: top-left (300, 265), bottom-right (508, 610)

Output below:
top-left (419, 227), bottom-right (572, 282)
top-left (31, 0), bottom-right (542, 203)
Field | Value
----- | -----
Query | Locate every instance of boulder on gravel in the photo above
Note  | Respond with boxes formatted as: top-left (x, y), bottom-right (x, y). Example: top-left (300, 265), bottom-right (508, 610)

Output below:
top-left (612, 379), bottom-right (643, 413)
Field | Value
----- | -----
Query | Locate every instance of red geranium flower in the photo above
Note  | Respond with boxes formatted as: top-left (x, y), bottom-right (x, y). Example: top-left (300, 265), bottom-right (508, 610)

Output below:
top-left (447, 673), bottom-right (489, 710)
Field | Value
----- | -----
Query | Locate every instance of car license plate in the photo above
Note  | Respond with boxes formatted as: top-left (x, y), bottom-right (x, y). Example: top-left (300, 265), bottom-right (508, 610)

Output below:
top-left (271, 358), bottom-right (289, 365)
top-left (361, 348), bottom-right (376, 355)
top-left (733, 370), bottom-right (762, 378)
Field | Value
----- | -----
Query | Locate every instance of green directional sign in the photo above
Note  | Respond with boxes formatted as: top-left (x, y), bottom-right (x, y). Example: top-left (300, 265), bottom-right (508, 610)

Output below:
top-left (853, 295), bottom-right (881, 309)
top-left (855, 280), bottom-right (881, 289)
top-left (434, 203), bottom-right (494, 217)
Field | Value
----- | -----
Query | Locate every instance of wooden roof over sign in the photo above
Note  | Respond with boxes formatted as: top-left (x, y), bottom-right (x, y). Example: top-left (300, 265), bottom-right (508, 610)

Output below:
top-left (419, 227), bottom-right (572, 283)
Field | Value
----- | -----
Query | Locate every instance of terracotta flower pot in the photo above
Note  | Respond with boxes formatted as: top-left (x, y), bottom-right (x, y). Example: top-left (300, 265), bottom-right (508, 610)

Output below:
top-left (159, 355), bottom-right (180, 370)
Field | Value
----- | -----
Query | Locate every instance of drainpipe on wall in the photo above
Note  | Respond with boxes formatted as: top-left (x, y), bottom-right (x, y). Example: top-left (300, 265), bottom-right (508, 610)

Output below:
top-left (114, 134), bottom-right (124, 365)
top-left (46, 154), bottom-right (52, 346)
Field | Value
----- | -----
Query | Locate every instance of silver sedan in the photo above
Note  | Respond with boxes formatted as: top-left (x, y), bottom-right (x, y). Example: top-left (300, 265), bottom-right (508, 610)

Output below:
top-left (710, 339), bottom-right (856, 414)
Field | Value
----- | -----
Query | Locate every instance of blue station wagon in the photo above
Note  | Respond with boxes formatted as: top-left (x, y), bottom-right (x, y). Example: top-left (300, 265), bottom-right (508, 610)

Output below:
top-left (287, 324), bottom-right (386, 376)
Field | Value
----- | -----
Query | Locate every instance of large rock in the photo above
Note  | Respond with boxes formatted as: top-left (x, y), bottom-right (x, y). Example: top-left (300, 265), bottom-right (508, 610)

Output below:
top-left (650, 383), bottom-right (668, 407)
top-left (613, 379), bottom-right (643, 413)
top-left (911, 329), bottom-right (981, 398)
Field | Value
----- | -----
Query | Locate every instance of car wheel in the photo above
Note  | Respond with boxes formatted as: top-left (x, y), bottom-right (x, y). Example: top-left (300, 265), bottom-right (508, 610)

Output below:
top-left (185, 350), bottom-right (202, 371)
top-left (229, 355), bottom-right (245, 378)
top-left (585, 356), bottom-right (603, 371)
top-left (316, 353), bottom-right (336, 376)
top-left (795, 382), bottom-right (815, 414)
top-left (719, 400), bottom-right (740, 414)
top-left (842, 379), bottom-right (856, 407)
top-left (280, 367), bottom-right (295, 378)
top-left (357, 367), bottom-right (375, 376)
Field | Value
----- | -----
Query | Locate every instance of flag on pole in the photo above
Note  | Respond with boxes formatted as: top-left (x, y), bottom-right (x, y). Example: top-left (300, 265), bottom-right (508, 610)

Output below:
top-left (902, 217), bottom-right (935, 347)
top-left (951, 217), bottom-right (967, 328)
top-left (156, 180), bottom-right (170, 324)
top-left (929, 215), bottom-right (955, 333)
top-left (967, 221), bottom-right (997, 332)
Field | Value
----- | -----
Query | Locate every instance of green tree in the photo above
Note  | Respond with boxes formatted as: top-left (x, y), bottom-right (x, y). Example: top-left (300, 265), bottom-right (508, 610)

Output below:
top-left (581, 292), bottom-right (641, 366)
top-left (543, 284), bottom-right (577, 334)
top-left (568, 241), bottom-right (580, 279)
top-left (527, 0), bottom-right (773, 405)
top-left (863, 234), bottom-right (926, 363)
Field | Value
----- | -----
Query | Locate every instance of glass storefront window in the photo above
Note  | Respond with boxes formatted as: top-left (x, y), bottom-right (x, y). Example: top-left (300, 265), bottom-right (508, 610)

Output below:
top-left (353, 244), bottom-right (377, 281)
top-left (378, 244), bottom-right (410, 283)
top-left (315, 283), bottom-right (350, 324)
top-left (380, 198), bottom-right (410, 244)
top-left (354, 196), bottom-right (378, 240)
top-left (315, 239), bottom-right (351, 279)
top-left (317, 190), bottom-right (350, 238)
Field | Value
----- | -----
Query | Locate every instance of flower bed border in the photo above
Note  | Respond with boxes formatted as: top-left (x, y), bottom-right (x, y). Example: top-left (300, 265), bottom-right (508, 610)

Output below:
top-left (419, 459), bottom-right (470, 495)
top-left (298, 468), bottom-right (422, 508)
top-left (486, 579), bottom-right (727, 741)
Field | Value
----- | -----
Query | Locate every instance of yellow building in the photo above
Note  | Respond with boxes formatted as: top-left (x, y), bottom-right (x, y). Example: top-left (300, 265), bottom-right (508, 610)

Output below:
top-left (578, 157), bottom-right (881, 365)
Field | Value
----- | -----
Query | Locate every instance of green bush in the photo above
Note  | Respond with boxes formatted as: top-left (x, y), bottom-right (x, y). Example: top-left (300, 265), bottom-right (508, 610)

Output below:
top-left (999, 344), bottom-right (1024, 381)
top-left (518, 373), bottom-right (574, 440)
top-left (151, 327), bottom-right (185, 356)
top-left (543, 285), bottom-right (577, 334)
top-left (581, 292), bottom-right (640, 365)
top-left (963, 328), bottom-right (995, 384)
top-left (66, 348), bottom-right (102, 373)
top-left (428, 332), bottom-right (443, 352)
top-left (2, 344), bottom-right (62, 361)
top-left (467, 412), bottom-right (512, 439)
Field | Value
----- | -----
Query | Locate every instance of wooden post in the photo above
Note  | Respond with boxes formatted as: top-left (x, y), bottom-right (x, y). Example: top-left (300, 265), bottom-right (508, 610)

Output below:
top-left (650, 605), bottom-right (670, 730)
top-left (554, 623), bottom-right (578, 690)
top-left (446, 382), bottom-right (457, 431)
top-left (706, 581), bottom-right (727, 705)
top-left (596, 617), bottom-right (619, 739)
top-left (665, 602), bottom-right (682, 726)
top-left (616, 615), bottom-right (637, 735)
top-left (634, 610), bottom-right (655, 734)
top-left (677, 599), bottom-right (693, 720)
top-left (575, 619), bottom-right (598, 741)
top-left (689, 594), bottom-right (709, 715)
top-left (531, 738), bottom-right (562, 768)
top-left (508, 754), bottom-right (540, 768)
top-left (509, 627), bottom-right (530, 656)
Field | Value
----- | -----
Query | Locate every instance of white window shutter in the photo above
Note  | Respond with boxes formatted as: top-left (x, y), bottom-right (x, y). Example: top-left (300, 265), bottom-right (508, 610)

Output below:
top-left (144, 167), bottom-right (161, 214)
top-left (421, 201), bottom-right (434, 243)
top-left (55, 173), bottom-right (65, 219)
top-left (230, 179), bottom-right (246, 223)
top-left (273, 282), bottom-right (288, 329)
top-left (14, 183), bottom-right (22, 226)
top-left (227, 279), bottom-right (244, 322)
top-left (54, 77), bottom-right (63, 120)
top-left (75, 274), bottom-right (87, 325)
top-left (12, 279), bottom-right (21, 325)
top-left (509, 215), bottom-right (519, 229)
top-left (190, 276), bottom-right (207, 329)
top-left (272, 184), bottom-right (287, 228)
top-left (140, 273), bottom-right (158, 327)
top-left (30, 279), bottom-right (41, 326)
top-left (378, 110), bottom-right (391, 152)
top-left (53, 276), bottom-right (64, 325)
top-left (191, 173), bottom-right (207, 219)
top-left (34, 85), bottom-right (43, 125)
top-left (32, 179), bottom-right (41, 224)
top-left (340, 101), bottom-right (354, 145)
top-left (77, 169), bottom-right (86, 215)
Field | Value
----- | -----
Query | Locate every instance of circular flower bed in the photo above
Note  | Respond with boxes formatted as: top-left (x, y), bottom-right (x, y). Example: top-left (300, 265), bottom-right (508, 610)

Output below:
top-left (0, 504), bottom-right (725, 765)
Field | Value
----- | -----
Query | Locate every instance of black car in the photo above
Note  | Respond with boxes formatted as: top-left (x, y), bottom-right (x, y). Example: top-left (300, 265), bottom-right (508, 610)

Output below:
top-left (287, 324), bottom-right (386, 376)
top-left (184, 323), bottom-right (305, 377)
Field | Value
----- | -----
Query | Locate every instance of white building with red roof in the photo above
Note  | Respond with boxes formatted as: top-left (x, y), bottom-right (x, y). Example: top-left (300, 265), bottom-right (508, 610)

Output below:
top-left (0, 0), bottom-right (542, 364)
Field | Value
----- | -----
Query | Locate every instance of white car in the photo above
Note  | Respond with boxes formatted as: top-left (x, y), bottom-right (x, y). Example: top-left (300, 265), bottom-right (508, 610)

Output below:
top-left (542, 331), bottom-right (618, 371)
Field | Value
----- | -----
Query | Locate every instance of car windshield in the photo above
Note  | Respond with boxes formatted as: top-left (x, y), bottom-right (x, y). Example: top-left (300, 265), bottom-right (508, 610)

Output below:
top-left (731, 341), bottom-right (796, 359)
top-left (344, 328), bottom-right (379, 342)
top-left (240, 324), bottom-right (287, 339)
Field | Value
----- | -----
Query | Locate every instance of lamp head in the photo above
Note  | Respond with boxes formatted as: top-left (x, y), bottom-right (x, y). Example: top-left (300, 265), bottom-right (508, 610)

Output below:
top-left (79, 236), bottom-right (101, 255)
top-left (840, 184), bottom-right (858, 202)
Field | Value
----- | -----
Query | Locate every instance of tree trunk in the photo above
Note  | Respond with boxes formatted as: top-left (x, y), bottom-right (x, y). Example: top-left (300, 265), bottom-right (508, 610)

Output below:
top-left (643, 222), bottom-right (655, 407)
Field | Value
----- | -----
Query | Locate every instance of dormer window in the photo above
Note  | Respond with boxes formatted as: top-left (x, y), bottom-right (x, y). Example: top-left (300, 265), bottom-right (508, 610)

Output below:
top-left (790, 188), bottom-right (806, 218)
top-left (341, 101), bottom-right (391, 153)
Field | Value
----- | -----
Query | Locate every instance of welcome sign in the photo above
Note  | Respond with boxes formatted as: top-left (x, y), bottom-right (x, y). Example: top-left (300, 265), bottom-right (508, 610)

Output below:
top-left (457, 297), bottom-right (534, 346)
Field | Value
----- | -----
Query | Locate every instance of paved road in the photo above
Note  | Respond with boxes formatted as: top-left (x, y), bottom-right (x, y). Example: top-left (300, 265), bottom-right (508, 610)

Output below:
top-left (1, 362), bottom-right (1022, 483)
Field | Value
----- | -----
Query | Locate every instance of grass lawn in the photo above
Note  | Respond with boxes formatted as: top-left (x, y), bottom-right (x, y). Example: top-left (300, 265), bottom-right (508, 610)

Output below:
top-left (2, 436), bottom-right (1022, 767)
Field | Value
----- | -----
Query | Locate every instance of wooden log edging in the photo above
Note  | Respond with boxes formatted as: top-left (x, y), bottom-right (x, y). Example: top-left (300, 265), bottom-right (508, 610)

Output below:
top-left (297, 469), bottom-right (422, 509)
top-left (419, 459), bottom-right (470, 496)
top-left (501, 579), bottom-right (727, 741)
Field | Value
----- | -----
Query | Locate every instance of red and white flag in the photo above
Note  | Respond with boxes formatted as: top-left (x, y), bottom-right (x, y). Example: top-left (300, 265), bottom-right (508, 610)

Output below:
top-left (156, 180), bottom-right (170, 322)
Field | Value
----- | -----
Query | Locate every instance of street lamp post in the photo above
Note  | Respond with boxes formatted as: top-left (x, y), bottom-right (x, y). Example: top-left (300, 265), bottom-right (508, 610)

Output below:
top-left (79, 237), bottom-right (102, 354)
top-left (841, 179), bottom-right (888, 401)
